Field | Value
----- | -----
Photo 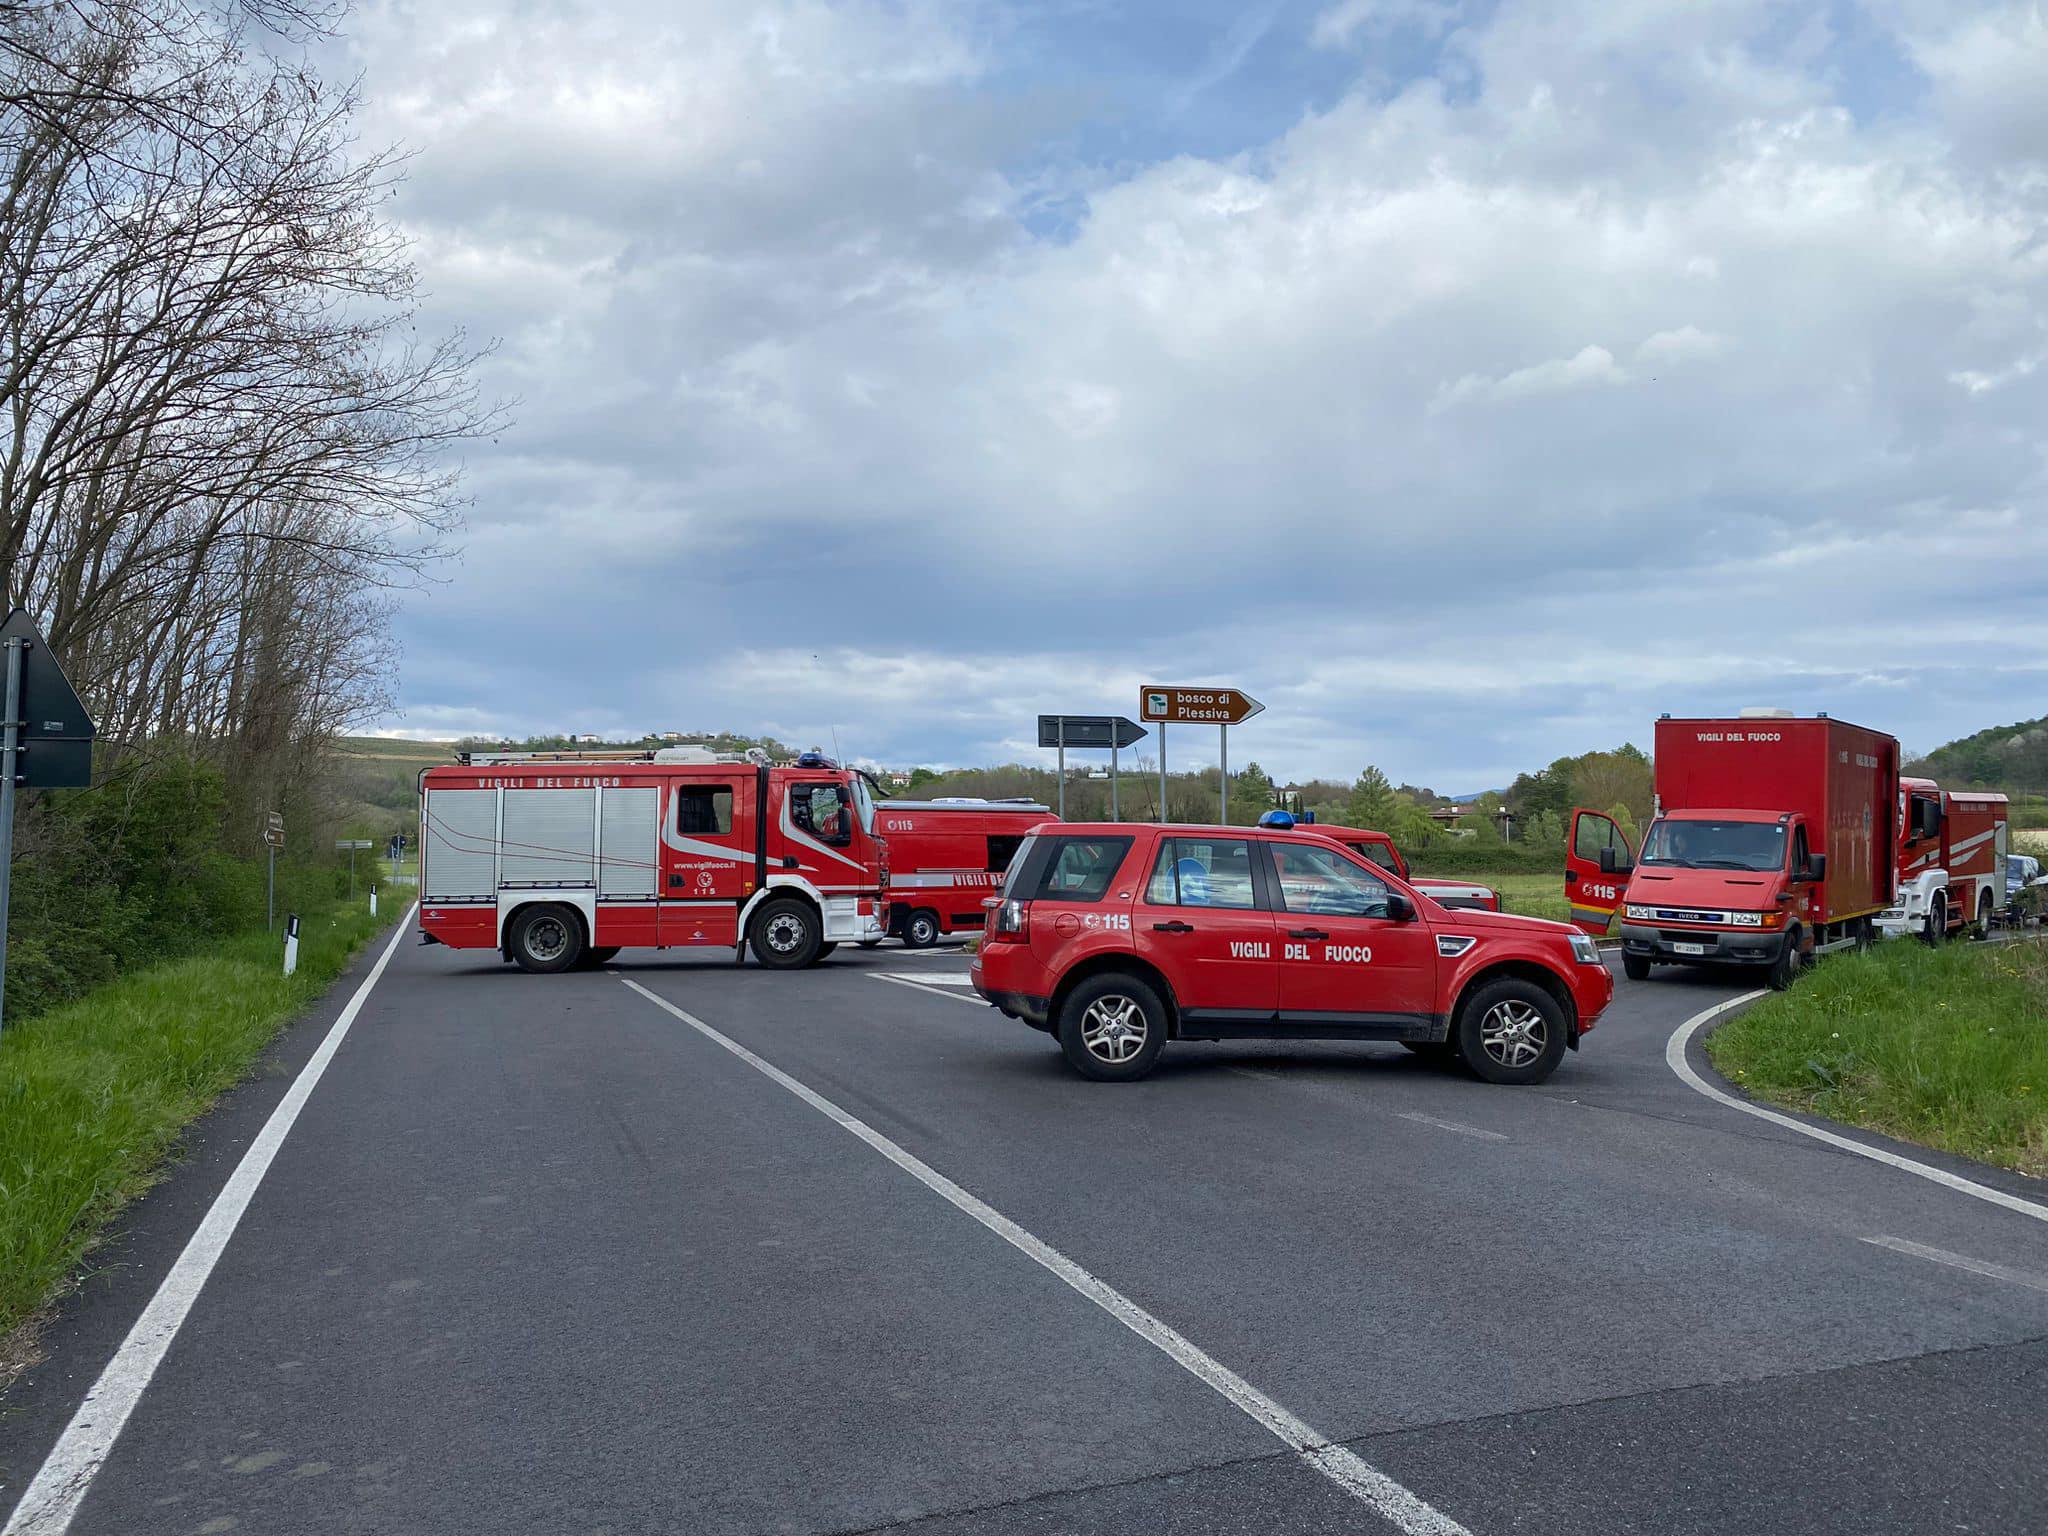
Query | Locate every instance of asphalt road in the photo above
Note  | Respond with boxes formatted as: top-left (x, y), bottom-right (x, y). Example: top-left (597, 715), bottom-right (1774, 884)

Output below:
top-left (4, 931), bottom-right (2047, 1535)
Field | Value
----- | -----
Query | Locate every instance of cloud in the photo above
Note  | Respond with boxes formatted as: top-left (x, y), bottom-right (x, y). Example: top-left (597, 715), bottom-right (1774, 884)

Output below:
top-left (360, 0), bottom-right (2048, 786)
top-left (1311, 0), bottom-right (1463, 51)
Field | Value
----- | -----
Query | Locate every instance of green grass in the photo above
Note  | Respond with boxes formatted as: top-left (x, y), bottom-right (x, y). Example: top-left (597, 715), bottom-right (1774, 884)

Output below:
top-left (1480, 871), bottom-right (1570, 924)
top-left (0, 898), bottom-right (393, 1338)
top-left (1706, 939), bottom-right (2048, 1178)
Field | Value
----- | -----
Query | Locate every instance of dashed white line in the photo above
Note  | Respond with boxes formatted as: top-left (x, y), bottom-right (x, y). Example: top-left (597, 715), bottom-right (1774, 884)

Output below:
top-left (4, 907), bottom-right (418, 1536)
top-left (1862, 1236), bottom-right (2048, 1294)
top-left (865, 972), bottom-right (988, 1008)
top-left (1396, 1111), bottom-right (1508, 1143)
top-left (1665, 990), bottom-right (2048, 1225)
top-left (621, 976), bottom-right (1471, 1536)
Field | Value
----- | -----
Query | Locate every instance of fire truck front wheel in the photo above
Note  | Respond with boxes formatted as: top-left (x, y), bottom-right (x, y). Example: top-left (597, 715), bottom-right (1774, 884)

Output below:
top-left (903, 910), bottom-right (941, 949)
top-left (509, 904), bottom-right (586, 974)
top-left (749, 898), bottom-right (823, 969)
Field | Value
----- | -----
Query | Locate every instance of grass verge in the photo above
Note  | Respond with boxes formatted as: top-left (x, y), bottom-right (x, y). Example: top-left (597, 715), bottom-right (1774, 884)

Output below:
top-left (1706, 938), bottom-right (2048, 1178)
top-left (0, 898), bottom-right (394, 1343)
top-left (1479, 871), bottom-right (1570, 924)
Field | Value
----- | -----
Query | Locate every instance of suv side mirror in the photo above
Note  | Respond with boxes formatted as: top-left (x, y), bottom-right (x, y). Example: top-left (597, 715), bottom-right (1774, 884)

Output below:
top-left (1801, 853), bottom-right (1827, 883)
top-left (1386, 892), bottom-right (1415, 923)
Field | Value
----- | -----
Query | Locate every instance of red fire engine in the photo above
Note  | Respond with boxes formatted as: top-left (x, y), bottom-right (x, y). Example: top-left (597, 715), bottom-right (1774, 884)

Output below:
top-left (1879, 778), bottom-right (2009, 941)
top-left (868, 797), bottom-right (1054, 947)
top-left (418, 748), bottom-right (887, 972)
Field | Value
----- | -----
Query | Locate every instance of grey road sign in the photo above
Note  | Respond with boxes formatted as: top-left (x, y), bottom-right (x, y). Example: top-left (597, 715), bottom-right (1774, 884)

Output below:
top-left (1036, 715), bottom-right (1147, 751)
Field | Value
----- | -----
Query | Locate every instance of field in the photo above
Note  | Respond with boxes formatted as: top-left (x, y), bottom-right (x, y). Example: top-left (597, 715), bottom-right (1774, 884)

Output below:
top-left (1481, 871), bottom-right (1570, 924)
top-left (1706, 938), bottom-right (2048, 1177)
top-left (2016, 827), bottom-right (2048, 855)
top-left (331, 734), bottom-right (456, 837)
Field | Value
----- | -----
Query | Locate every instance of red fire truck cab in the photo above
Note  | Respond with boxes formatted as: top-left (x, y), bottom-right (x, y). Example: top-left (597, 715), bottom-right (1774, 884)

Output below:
top-left (1570, 712), bottom-right (1899, 988)
top-left (1878, 779), bottom-right (2009, 942)
top-left (972, 821), bottom-right (1610, 1084)
top-left (869, 797), bottom-right (1053, 947)
top-left (418, 748), bottom-right (886, 972)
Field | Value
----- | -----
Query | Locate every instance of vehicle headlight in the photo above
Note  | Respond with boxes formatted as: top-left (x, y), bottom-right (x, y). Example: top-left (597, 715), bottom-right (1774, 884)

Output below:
top-left (1569, 933), bottom-right (1602, 965)
top-left (1728, 911), bottom-right (1764, 928)
top-left (1624, 904), bottom-right (1654, 921)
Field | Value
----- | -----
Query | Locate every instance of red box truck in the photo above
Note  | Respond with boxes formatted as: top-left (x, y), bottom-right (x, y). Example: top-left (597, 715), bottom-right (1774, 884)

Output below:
top-left (870, 798), bottom-right (1054, 947)
top-left (1567, 712), bottom-right (1899, 987)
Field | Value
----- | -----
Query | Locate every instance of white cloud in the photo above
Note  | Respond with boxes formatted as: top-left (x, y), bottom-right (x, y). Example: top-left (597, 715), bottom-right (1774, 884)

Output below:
top-left (362, 0), bottom-right (2048, 784)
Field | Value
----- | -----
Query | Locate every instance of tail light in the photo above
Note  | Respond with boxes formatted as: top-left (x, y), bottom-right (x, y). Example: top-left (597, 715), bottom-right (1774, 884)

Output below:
top-left (988, 897), bottom-right (1030, 943)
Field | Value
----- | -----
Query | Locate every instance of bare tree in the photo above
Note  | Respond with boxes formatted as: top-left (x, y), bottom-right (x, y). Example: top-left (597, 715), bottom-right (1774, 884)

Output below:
top-left (0, 0), bottom-right (496, 840)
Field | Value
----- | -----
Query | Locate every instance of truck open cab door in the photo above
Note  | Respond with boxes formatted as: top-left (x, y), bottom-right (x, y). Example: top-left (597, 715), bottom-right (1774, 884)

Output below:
top-left (1565, 807), bottom-right (1634, 937)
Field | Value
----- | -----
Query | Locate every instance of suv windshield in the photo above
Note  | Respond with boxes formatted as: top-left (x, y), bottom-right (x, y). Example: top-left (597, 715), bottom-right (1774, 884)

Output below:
top-left (1639, 818), bottom-right (1787, 872)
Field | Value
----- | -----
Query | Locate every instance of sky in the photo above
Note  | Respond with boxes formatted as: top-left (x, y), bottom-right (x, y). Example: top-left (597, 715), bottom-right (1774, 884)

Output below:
top-left (344, 0), bottom-right (2048, 791)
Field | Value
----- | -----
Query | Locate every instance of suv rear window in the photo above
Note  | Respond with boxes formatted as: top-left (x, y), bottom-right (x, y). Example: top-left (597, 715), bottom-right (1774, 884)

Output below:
top-left (1006, 834), bottom-right (1134, 903)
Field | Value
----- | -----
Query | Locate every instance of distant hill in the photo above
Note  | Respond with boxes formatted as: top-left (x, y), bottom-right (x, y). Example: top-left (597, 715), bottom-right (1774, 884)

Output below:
top-left (331, 735), bottom-right (457, 834)
top-left (1909, 716), bottom-right (2048, 798)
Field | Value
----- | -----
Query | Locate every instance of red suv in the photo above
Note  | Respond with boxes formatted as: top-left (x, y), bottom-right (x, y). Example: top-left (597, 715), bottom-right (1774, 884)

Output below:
top-left (971, 822), bottom-right (1611, 1084)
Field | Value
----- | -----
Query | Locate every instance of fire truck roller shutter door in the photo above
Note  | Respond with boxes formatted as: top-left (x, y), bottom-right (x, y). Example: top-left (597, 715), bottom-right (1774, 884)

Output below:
top-left (500, 789), bottom-right (596, 886)
top-left (599, 787), bottom-right (660, 897)
top-left (423, 788), bottom-right (497, 900)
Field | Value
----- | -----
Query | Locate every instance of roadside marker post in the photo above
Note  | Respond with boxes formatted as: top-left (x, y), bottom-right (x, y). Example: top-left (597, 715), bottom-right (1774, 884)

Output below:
top-left (282, 913), bottom-right (300, 977)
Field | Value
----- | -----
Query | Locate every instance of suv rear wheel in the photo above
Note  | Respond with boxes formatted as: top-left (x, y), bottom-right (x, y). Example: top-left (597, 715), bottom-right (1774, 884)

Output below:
top-left (1057, 974), bottom-right (1167, 1082)
top-left (1454, 977), bottom-right (1567, 1085)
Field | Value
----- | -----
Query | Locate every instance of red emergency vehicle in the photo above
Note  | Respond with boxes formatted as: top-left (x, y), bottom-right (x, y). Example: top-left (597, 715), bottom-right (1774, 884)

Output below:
top-left (1879, 779), bottom-right (2009, 941)
top-left (1569, 712), bottom-right (1899, 987)
top-left (1292, 820), bottom-right (1502, 911)
top-left (418, 748), bottom-right (887, 972)
top-left (869, 797), bottom-right (1053, 947)
top-left (971, 820), bottom-right (1611, 1084)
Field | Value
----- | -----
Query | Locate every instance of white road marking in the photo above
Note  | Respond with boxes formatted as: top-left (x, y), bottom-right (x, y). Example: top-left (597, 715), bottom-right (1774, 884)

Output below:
top-left (877, 971), bottom-right (975, 986)
top-left (1665, 991), bottom-right (2048, 1225)
top-left (1862, 1236), bottom-right (2048, 1294)
top-left (1225, 1069), bottom-right (1508, 1142)
top-left (621, 977), bottom-right (1471, 1536)
top-left (4, 907), bottom-right (418, 1536)
top-left (1396, 1111), bottom-right (1509, 1143)
top-left (866, 972), bottom-right (990, 1009)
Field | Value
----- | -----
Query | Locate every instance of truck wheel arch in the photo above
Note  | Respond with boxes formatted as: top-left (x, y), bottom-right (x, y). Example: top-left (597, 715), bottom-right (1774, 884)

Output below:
top-left (1449, 960), bottom-right (1578, 1045)
top-left (501, 899), bottom-right (589, 964)
top-left (1049, 954), bottom-right (1181, 1038)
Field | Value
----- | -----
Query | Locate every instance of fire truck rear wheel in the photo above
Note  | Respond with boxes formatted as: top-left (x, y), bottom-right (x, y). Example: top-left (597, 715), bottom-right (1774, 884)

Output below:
top-left (1057, 973), bottom-right (1167, 1082)
top-left (903, 910), bottom-right (941, 949)
top-left (509, 904), bottom-right (585, 974)
top-left (813, 943), bottom-right (837, 961)
top-left (1453, 977), bottom-right (1567, 1086)
top-left (749, 898), bottom-right (822, 969)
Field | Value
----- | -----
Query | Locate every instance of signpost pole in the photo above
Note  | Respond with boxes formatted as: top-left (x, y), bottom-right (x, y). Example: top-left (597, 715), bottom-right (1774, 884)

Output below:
top-left (348, 844), bottom-right (357, 898)
top-left (0, 638), bottom-right (24, 1041)
top-left (1159, 726), bottom-right (1167, 822)
top-left (1056, 716), bottom-right (1067, 820)
top-left (267, 844), bottom-right (275, 932)
top-left (1110, 738), bottom-right (1119, 822)
top-left (1219, 724), bottom-right (1228, 825)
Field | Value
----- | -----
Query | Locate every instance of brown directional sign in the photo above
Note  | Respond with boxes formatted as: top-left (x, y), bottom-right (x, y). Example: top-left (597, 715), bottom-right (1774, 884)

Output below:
top-left (1139, 686), bottom-right (1264, 726)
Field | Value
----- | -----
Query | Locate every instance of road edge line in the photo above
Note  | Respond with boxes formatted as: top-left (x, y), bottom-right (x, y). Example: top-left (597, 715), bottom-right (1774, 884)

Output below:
top-left (1664, 989), bottom-right (2048, 1225)
top-left (2, 905), bottom-right (419, 1536)
top-left (619, 976), bottom-right (1471, 1536)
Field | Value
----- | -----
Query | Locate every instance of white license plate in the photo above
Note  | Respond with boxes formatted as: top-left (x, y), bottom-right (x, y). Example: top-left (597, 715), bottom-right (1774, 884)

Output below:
top-left (1672, 941), bottom-right (1707, 956)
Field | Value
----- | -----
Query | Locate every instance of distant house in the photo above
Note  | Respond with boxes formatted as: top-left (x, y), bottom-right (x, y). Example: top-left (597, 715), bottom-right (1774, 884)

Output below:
top-left (885, 770), bottom-right (914, 788)
top-left (572, 733), bottom-right (602, 744)
top-left (657, 731), bottom-right (687, 743)
top-left (1426, 804), bottom-right (1474, 824)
